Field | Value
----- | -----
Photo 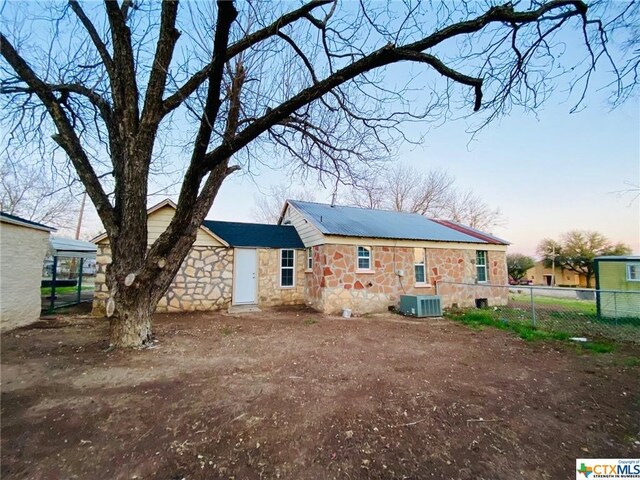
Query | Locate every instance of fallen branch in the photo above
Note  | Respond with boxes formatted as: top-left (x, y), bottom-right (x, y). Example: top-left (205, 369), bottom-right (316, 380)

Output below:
top-left (466, 418), bottom-right (504, 424)
top-left (390, 418), bottom-right (428, 428)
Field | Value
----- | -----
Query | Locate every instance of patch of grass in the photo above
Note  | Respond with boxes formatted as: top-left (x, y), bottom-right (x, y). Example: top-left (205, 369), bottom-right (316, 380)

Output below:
top-left (509, 294), bottom-right (597, 314)
top-left (579, 341), bottom-right (616, 354)
top-left (303, 318), bottom-right (317, 326)
top-left (220, 326), bottom-right (233, 336)
top-left (446, 309), bottom-right (614, 352)
top-left (623, 356), bottom-right (640, 367)
top-left (41, 286), bottom-right (93, 296)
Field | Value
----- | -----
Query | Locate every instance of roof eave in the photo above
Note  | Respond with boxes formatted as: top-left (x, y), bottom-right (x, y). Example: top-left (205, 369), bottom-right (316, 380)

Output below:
top-left (0, 215), bottom-right (56, 233)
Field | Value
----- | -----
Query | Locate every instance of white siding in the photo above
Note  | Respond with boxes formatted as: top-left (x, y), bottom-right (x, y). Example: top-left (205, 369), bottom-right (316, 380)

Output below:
top-left (283, 204), bottom-right (325, 247)
top-left (0, 223), bottom-right (50, 331)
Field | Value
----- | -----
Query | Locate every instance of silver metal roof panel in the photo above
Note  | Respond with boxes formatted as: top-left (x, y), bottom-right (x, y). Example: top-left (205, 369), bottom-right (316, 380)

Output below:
top-left (288, 200), bottom-right (493, 244)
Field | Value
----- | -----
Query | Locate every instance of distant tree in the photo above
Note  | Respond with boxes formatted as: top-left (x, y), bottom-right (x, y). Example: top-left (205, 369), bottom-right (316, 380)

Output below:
top-left (252, 184), bottom-right (317, 224)
top-left (348, 163), bottom-right (503, 231)
top-left (537, 231), bottom-right (632, 288)
top-left (507, 253), bottom-right (535, 283)
top-left (0, 161), bottom-right (79, 228)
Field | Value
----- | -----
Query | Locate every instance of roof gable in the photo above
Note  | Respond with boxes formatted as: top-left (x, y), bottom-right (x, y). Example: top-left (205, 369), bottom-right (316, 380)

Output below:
top-left (202, 220), bottom-right (304, 248)
top-left (286, 200), bottom-right (508, 245)
top-left (91, 199), bottom-right (228, 246)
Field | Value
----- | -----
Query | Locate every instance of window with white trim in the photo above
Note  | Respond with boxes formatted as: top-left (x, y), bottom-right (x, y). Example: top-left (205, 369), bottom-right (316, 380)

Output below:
top-left (280, 249), bottom-right (295, 287)
top-left (627, 263), bottom-right (640, 281)
top-left (414, 248), bottom-right (427, 284)
top-left (476, 250), bottom-right (488, 283)
top-left (357, 246), bottom-right (372, 270)
top-left (306, 247), bottom-right (313, 271)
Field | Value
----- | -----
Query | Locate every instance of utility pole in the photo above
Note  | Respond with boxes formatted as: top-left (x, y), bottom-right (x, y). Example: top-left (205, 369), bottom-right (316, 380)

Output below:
top-left (551, 244), bottom-right (556, 287)
top-left (75, 191), bottom-right (86, 240)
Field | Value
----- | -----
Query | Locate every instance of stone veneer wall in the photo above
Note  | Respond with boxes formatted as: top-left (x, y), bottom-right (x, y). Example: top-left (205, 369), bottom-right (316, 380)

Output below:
top-left (305, 244), bottom-right (508, 314)
top-left (257, 249), bottom-right (306, 307)
top-left (434, 250), bottom-right (509, 308)
top-left (92, 243), bottom-right (234, 315)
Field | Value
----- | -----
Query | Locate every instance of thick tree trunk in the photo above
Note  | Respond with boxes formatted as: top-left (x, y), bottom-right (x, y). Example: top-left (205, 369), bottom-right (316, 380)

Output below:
top-left (106, 282), bottom-right (159, 348)
top-left (109, 305), bottom-right (153, 348)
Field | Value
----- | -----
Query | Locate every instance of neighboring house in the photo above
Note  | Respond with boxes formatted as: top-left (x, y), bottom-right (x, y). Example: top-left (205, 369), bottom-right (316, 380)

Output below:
top-left (526, 261), bottom-right (587, 287)
top-left (92, 200), bottom-right (305, 314)
top-left (0, 212), bottom-right (55, 331)
top-left (279, 200), bottom-right (509, 314)
top-left (92, 199), bottom-right (510, 316)
top-left (594, 256), bottom-right (640, 318)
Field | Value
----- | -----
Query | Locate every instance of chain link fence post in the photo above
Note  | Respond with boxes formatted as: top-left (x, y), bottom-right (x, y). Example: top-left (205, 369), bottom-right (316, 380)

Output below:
top-left (530, 287), bottom-right (536, 328)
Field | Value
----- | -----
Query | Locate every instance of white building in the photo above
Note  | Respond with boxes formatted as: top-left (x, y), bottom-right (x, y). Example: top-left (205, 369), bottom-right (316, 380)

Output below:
top-left (0, 212), bottom-right (55, 331)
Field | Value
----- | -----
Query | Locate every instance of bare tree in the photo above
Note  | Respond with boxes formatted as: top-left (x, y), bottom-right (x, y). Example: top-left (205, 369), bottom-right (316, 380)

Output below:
top-left (348, 163), bottom-right (502, 230)
top-left (252, 183), bottom-right (317, 224)
top-left (444, 188), bottom-right (503, 231)
top-left (0, 0), bottom-right (625, 347)
top-left (0, 160), bottom-right (79, 228)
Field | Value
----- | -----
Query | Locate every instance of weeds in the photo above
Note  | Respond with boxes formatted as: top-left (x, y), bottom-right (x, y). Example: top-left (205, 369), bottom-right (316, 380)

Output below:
top-left (446, 310), bottom-right (616, 353)
top-left (303, 318), bottom-right (317, 326)
top-left (623, 356), bottom-right (640, 367)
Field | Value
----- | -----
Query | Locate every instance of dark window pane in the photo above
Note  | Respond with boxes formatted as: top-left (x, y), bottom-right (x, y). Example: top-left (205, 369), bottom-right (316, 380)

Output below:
top-left (415, 265), bottom-right (425, 283)
top-left (358, 257), bottom-right (370, 269)
top-left (281, 268), bottom-right (294, 286)
top-left (281, 250), bottom-right (294, 267)
top-left (477, 266), bottom-right (487, 282)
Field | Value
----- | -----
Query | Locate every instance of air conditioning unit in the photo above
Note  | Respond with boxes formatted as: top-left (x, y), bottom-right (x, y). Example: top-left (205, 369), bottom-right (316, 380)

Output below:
top-left (399, 295), bottom-right (442, 318)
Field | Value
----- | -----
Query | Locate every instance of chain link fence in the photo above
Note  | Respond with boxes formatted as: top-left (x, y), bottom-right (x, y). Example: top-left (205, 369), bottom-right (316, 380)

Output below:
top-left (436, 281), bottom-right (640, 344)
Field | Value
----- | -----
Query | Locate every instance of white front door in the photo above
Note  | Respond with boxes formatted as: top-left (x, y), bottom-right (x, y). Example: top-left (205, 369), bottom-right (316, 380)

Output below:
top-left (233, 249), bottom-right (257, 304)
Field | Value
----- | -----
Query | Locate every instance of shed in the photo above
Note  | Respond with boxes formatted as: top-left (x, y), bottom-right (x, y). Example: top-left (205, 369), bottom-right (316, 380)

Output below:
top-left (594, 256), bottom-right (640, 319)
top-left (0, 212), bottom-right (55, 331)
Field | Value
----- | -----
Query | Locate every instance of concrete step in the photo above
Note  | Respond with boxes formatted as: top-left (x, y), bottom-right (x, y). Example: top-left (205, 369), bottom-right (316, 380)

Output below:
top-left (228, 304), bottom-right (261, 314)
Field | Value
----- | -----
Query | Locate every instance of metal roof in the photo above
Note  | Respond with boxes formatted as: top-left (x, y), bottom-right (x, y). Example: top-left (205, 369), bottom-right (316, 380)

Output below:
top-left (202, 220), bottom-right (304, 248)
top-left (49, 237), bottom-right (97, 259)
top-left (432, 219), bottom-right (509, 245)
top-left (0, 211), bottom-right (56, 232)
top-left (594, 256), bottom-right (640, 261)
top-left (287, 200), bottom-right (506, 244)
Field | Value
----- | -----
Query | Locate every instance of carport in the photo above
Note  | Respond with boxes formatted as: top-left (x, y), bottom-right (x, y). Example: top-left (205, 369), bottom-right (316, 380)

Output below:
top-left (44, 237), bottom-right (97, 312)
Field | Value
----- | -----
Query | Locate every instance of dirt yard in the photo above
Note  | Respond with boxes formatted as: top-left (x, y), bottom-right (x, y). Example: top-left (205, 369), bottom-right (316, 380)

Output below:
top-left (2, 307), bottom-right (639, 480)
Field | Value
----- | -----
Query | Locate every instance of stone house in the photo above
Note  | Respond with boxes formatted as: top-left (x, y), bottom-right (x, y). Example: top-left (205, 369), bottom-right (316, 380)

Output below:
top-left (92, 199), bottom-right (509, 315)
top-left (92, 200), bottom-right (305, 314)
top-left (280, 200), bottom-right (509, 314)
top-left (0, 212), bottom-right (55, 331)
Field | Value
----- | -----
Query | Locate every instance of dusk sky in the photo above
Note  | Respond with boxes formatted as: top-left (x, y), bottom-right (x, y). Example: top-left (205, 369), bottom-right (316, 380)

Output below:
top-left (205, 90), bottom-right (640, 257)
top-left (53, 2), bottom-right (638, 257)
top-left (76, 83), bottom-right (639, 257)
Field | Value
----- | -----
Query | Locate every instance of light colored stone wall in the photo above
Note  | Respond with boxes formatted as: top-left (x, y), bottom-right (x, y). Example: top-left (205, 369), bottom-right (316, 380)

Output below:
top-left (0, 223), bottom-right (50, 331)
top-left (92, 243), bottom-right (111, 314)
top-left (305, 244), bottom-right (508, 314)
top-left (257, 249), bottom-right (305, 307)
top-left (92, 244), bottom-right (233, 315)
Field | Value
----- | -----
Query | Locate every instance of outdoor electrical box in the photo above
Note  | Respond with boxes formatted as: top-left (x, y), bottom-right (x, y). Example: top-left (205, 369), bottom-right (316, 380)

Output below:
top-left (398, 295), bottom-right (443, 318)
